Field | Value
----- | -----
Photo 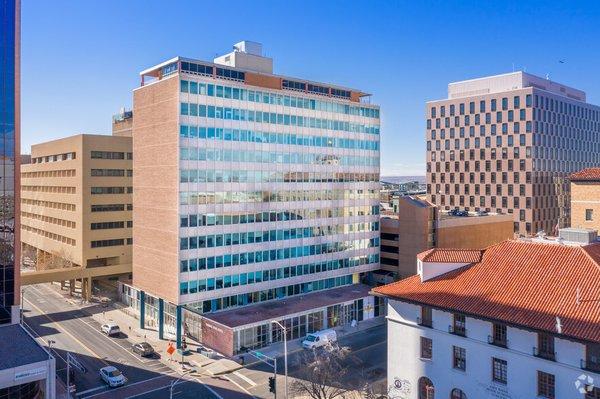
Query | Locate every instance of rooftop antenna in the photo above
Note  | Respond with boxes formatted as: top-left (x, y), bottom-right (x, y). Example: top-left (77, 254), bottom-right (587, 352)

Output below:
top-left (546, 73), bottom-right (550, 80)
top-left (555, 316), bottom-right (563, 334)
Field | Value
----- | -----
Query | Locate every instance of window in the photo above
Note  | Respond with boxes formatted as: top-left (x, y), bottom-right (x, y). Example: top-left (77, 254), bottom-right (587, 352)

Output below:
top-left (451, 389), bottom-right (467, 399)
top-left (585, 343), bottom-right (600, 372)
top-left (536, 333), bottom-right (555, 360)
top-left (586, 387), bottom-right (600, 399)
top-left (91, 151), bottom-right (124, 159)
top-left (452, 314), bottom-right (466, 336)
top-left (586, 209), bottom-right (594, 221)
top-left (492, 358), bottom-right (507, 384)
top-left (91, 204), bottom-right (125, 212)
top-left (418, 377), bottom-right (435, 399)
top-left (420, 306), bottom-right (432, 327)
top-left (420, 337), bottom-right (432, 359)
top-left (453, 346), bottom-right (466, 371)
top-left (537, 371), bottom-right (555, 398)
top-left (490, 323), bottom-right (507, 347)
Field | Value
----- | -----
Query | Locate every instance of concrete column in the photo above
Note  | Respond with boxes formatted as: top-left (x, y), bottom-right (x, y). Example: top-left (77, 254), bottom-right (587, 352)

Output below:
top-left (46, 356), bottom-right (56, 399)
top-left (158, 298), bottom-right (164, 340)
top-left (176, 305), bottom-right (182, 349)
top-left (68, 280), bottom-right (75, 296)
top-left (139, 291), bottom-right (145, 330)
top-left (82, 278), bottom-right (92, 301)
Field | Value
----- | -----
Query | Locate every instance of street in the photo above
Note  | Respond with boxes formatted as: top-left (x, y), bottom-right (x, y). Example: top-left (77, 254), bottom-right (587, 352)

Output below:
top-left (231, 323), bottom-right (387, 398)
top-left (22, 282), bottom-right (387, 398)
top-left (21, 283), bottom-right (228, 399)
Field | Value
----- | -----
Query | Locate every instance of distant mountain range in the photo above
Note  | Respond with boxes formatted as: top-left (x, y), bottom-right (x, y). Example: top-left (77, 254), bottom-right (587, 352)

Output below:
top-left (381, 175), bottom-right (426, 184)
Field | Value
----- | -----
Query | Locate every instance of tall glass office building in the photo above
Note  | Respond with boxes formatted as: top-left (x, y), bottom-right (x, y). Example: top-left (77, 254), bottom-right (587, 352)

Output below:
top-left (0, 2), bottom-right (57, 398)
top-left (123, 42), bottom-right (382, 355)
top-left (0, 0), bottom-right (19, 325)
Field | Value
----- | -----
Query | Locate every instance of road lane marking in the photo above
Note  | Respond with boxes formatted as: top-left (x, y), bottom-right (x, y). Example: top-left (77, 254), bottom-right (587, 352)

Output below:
top-left (194, 377), bottom-right (224, 399)
top-left (233, 371), bottom-right (257, 387)
top-left (24, 297), bottom-right (110, 366)
top-left (82, 374), bottom-right (171, 398)
top-left (224, 375), bottom-right (256, 397)
top-left (76, 385), bottom-right (107, 396)
top-left (124, 384), bottom-right (171, 398)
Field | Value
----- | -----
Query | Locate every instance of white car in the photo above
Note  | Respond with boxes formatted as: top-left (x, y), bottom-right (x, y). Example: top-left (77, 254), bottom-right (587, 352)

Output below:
top-left (99, 366), bottom-right (126, 387)
top-left (101, 323), bottom-right (120, 337)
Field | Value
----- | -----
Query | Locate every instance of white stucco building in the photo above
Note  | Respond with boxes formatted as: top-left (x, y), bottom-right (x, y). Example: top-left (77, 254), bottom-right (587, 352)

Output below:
top-left (373, 236), bottom-right (600, 399)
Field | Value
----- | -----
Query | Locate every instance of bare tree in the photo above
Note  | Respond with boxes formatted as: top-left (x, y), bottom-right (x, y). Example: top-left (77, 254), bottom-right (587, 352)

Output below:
top-left (290, 346), bottom-right (352, 399)
top-left (21, 245), bottom-right (37, 271)
top-left (38, 248), bottom-right (75, 271)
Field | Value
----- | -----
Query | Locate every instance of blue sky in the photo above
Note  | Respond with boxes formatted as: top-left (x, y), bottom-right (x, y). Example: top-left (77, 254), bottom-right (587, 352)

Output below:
top-left (22, 0), bottom-right (600, 176)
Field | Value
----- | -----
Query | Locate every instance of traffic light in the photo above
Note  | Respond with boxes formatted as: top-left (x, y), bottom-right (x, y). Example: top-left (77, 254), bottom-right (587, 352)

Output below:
top-left (268, 376), bottom-right (276, 393)
top-left (182, 337), bottom-right (187, 351)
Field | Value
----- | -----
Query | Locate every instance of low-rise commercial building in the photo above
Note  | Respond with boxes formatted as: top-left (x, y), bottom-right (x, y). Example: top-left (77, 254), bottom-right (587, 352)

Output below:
top-left (20, 134), bottom-right (132, 298)
top-left (380, 196), bottom-right (513, 279)
top-left (374, 233), bottom-right (600, 399)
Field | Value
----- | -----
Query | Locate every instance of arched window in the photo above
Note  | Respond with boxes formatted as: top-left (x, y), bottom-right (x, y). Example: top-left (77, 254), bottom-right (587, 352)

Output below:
top-left (451, 388), bottom-right (467, 399)
top-left (418, 377), bottom-right (435, 399)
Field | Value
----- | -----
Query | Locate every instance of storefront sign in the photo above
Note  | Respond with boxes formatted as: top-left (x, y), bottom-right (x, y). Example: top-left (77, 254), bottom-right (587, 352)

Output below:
top-left (14, 367), bottom-right (46, 381)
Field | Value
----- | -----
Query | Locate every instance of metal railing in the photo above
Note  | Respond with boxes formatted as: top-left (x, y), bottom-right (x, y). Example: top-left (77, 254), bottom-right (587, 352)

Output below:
top-left (533, 347), bottom-right (556, 361)
top-left (581, 358), bottom-right (600, 373)
top-left (487, 335), bottom-right (508, 348)
top-left (416, 316), bottom-right (433, 328)
top-left (448, 325), bottom-right (467, 337)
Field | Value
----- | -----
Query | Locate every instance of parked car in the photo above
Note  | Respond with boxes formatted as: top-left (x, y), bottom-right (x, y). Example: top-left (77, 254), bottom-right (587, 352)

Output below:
top-left (302, 329), bottom-right (337, 349)
top-left (99, 366), bottom-right (126, 387)
top-left (132, 342), bottom-right (155, 357)
top-left (101, 323), bottom-right (120, 337)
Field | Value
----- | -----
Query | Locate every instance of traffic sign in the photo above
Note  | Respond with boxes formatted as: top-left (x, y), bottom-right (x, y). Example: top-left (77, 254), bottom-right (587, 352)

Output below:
top-left (67, 353), bottom-right (86, 374)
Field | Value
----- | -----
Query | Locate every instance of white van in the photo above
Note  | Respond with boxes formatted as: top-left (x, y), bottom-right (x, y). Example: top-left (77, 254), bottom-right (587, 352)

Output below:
top-left (302, 329), bottom-right (337, 349)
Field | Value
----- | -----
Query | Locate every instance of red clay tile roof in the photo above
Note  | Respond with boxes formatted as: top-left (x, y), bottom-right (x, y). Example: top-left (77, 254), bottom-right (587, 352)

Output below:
top-left (416, 248), bottom-right (483, 263)
top-left (374, 240), bottom-right (600, 343)
top-left (570, 168), bottom-right (600, 181)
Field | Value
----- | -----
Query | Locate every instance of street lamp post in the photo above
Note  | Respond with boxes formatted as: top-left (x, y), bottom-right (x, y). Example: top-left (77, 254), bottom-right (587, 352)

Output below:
top-left (271, 320), bottom-right (288, 399)
top-left (47, 340), bottom-right (55, 360)
top-left (20, 288), bottom-right (25, 324)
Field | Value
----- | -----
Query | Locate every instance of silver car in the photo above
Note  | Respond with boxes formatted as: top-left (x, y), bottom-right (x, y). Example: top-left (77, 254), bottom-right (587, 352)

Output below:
top-left (99, 366), bottom-right (126, 387)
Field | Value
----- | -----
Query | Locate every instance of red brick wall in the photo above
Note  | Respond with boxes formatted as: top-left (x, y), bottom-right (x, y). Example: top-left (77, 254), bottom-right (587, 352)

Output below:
top-left (201, 318), bottom-right (234, 357)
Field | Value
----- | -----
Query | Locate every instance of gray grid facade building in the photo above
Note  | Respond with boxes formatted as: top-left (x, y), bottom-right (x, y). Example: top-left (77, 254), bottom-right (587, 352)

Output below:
top-left (426, 72), bottom-right (600, 235)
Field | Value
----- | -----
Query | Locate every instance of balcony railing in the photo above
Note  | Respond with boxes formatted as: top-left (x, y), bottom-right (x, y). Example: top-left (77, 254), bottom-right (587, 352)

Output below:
top-left (533, 347), bottom-right (556, 361)
top-left (416, 317), bottom-right (433, 328)
top-left (487, 335), bottom-right (508, 348)
top-left (581, 358), bottom-right (600, 373)
top-left (448, 325), bottom-right (467, 337)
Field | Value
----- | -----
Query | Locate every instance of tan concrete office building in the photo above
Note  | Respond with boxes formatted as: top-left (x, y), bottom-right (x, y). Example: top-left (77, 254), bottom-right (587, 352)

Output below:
top-left (20, 134), bottom-right (132, 298)
top-left (426, 72), bottom-right (600, 236)
top-left (569, 167), bottom-right (600, 231)
top-left (380, 196), bottom-right (513, 278)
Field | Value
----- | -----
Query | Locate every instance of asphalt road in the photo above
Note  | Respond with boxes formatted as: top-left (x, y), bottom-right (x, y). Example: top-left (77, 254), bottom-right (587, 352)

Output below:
top-left (22, 283), bottom-right (218, 399)
top-left (237, 323), bottom-right (387, 398)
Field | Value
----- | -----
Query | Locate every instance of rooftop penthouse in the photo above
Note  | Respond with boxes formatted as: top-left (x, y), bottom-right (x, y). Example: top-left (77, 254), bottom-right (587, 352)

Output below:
top-left (445, 71), bottom-right (587, 102)
top-left (139, 41), bottom-right (372, 103)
